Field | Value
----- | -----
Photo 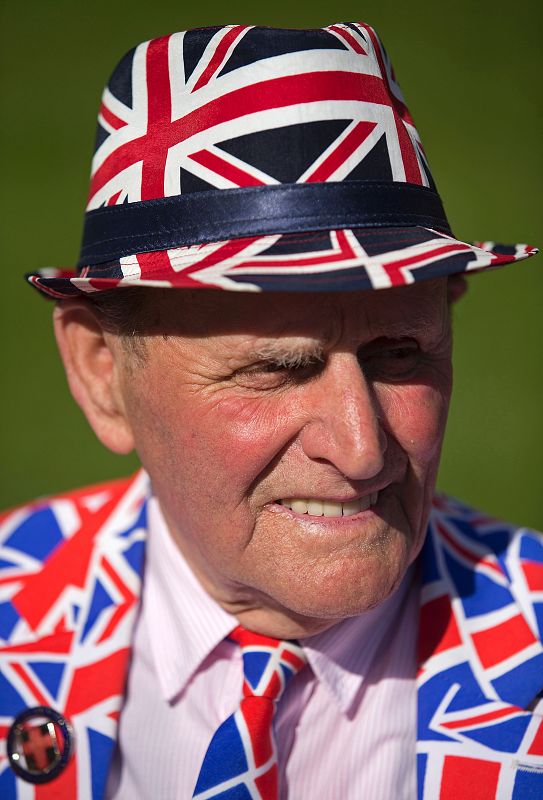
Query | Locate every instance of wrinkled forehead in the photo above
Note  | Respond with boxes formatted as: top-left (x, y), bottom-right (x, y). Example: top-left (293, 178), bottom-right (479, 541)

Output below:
top-left (143, 278), bottom-right (450, 342)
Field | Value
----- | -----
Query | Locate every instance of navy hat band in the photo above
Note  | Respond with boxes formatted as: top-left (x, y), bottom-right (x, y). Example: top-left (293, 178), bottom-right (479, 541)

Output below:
top-left (78, 181), bottom-right (452, 268)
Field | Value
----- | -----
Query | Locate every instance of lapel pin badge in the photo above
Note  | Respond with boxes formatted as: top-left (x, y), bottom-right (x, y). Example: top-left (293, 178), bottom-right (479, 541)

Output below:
top-left (7, 706), bottom-right (74, 784)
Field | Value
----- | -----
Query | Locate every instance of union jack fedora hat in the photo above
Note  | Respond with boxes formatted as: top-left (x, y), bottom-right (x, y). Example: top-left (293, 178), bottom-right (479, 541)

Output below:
top-left (28, 22), bottom-right (537, 297)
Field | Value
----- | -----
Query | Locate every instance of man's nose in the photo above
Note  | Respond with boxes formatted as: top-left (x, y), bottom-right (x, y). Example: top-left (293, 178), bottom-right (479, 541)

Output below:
top-left (298, 354), bottom-right (387, 481)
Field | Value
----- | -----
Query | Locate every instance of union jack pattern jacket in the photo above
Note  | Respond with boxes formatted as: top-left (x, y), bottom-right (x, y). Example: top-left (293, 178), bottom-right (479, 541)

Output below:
top-left (0, 471), bottom-right (542, 798)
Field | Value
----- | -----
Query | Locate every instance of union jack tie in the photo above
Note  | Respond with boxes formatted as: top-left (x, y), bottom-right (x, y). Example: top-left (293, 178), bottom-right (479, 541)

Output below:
top-left (193, 626), bottom-right (307, 799)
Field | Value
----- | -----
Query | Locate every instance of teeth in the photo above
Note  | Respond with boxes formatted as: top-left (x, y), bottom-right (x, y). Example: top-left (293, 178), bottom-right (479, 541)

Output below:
top-left (291, 499), bottom-right (309, 514)
top-left (323, 501), bottom-right (343, 517)
top-left (307, 499), bottom-right (323, 516)
top-left (280, 493), bottom-right (379, 517)
top-left (342, 499), bottom-right (363, 516)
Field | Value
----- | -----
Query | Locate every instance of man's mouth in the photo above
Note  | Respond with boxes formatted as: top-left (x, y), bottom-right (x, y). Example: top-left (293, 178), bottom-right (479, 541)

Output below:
top-left (278, 493), bottom-right (379, 518)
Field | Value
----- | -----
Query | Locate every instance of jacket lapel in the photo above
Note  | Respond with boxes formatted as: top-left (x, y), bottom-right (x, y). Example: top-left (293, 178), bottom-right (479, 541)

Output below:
top-left (416, 497), bottom-right (543, 799)
top-left (0, 472), bottom-right (149, 800)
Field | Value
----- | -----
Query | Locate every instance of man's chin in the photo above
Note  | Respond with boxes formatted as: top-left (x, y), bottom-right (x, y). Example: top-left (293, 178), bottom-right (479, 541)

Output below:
top-left (234, 549), bottom-right (415, 638)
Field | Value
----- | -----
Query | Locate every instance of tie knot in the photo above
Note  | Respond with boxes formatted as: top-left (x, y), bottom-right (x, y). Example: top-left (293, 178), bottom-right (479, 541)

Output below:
top-left (229, 625), bottom-right (307, 701)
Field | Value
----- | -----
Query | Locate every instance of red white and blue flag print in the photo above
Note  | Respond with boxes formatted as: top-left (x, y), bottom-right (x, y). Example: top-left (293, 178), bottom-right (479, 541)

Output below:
top-left (193, 627), bottom-right (306, 799)
top-left (87, 23), bottom-right (429, 206)
top-left (417, 496), bottom-right (543, 799)
top-left (1, 476), bottom-right (542, 798)
top-left (27, 23), bottom-right (537, 298)
top-left (0, 474), bottom-right (147, 800)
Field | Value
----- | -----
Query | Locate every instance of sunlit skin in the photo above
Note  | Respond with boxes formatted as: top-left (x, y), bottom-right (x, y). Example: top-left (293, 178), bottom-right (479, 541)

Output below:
top-left (55, 279), bottom-right (454, 639)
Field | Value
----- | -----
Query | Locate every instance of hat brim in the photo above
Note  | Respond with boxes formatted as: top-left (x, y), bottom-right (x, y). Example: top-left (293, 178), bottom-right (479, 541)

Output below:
top-left (27, 226), bottom-right (537, 299)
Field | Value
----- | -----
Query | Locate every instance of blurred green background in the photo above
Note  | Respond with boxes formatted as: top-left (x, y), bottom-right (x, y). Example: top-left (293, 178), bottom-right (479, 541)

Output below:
top-left (1, 0), bottom-right (541, 527)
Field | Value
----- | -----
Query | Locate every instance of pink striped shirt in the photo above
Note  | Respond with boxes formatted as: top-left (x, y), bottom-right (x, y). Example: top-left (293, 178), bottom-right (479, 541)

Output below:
top-left (107, 497), bottom-right (418, 799)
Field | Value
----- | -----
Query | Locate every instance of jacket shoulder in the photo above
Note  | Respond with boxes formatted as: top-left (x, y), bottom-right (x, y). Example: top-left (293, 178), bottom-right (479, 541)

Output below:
top-left (430, 493), bottom-right (543, 551)
top-left (426, 493), bottom-right (543, 638)
top-left (0, 473), bottom-right (148, 578)
top-left (0, 475), bottom-right (136, 524)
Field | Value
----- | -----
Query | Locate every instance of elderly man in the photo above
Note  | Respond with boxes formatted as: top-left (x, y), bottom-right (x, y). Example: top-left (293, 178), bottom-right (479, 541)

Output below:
top-left (1, 22), bottom-right (542, 800)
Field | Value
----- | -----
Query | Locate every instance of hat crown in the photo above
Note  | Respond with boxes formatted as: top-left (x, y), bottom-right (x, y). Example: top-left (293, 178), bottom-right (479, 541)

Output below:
top-left (89, 22), bottom-right (436, 211)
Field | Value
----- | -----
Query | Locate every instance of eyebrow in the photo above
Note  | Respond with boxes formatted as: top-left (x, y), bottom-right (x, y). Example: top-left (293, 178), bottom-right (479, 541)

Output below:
top-left (243, 307), bottom-right (448, 366)
top-left (248, 341), bottom-right (325, 367)
top-left (367, 310), bottom-right (448, 340)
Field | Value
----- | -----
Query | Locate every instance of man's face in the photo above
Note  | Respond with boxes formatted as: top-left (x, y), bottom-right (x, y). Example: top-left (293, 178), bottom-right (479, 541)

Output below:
top-left (114, 280), bottom-right (452, 635)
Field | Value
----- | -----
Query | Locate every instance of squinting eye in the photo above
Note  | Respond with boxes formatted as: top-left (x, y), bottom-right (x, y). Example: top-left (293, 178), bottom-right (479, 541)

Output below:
top-left (235, 358), bottom-right (323, 389)
top-left (360, 340), bottom-right (421, 380)
top-left (385, 346), bottom-right (418, 360)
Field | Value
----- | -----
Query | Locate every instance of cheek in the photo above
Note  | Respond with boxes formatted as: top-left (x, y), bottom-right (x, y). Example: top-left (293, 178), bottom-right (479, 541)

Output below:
top-left (201, 394), bottom-right (300, 488)
top-left (379, 382), bottom-right (450, 465)
top-left (131, 377), bottom-right (299, 507)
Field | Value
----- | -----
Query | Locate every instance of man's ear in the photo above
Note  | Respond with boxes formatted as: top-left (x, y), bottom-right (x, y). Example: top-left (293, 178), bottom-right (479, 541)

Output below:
top-left (447, 274), bottom-right (468, 304)
top-left (53, 301), bottom-right (135, 454)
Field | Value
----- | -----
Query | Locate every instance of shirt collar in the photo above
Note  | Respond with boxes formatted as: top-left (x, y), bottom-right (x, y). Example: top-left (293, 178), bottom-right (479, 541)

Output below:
top-left (145, 496), bottom-right (417, 713)
top-left (302, 569), bottom-right (416, 713)
top-left (144, 497), bottom-right (238, 702)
